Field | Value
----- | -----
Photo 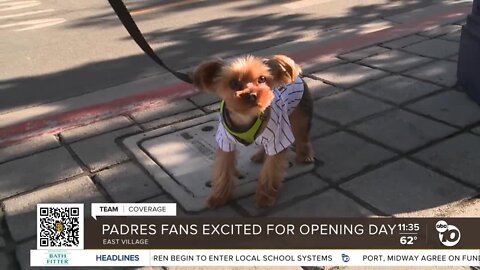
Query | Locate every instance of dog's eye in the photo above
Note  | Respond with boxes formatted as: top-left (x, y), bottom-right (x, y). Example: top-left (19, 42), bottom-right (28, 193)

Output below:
top-left (229, 80), bottom-right (243, 91)
top-left (258, 76), bottom-right (267, 84)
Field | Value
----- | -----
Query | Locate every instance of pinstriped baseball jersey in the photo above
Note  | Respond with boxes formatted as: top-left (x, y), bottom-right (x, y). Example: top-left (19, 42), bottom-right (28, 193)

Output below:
top-left (216, 77), bottom-right (305, 156)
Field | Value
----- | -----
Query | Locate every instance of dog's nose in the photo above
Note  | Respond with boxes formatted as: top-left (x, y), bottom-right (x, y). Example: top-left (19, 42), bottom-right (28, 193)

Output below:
top-left (248, 93), bottom-right (257, 102)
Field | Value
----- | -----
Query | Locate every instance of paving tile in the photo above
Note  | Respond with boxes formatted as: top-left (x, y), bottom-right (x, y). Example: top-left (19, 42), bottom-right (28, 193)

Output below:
top-left (385, 3), bottom-right (462, 24)
top-left (449, 54), bottom-right (459, 61)
top-left (339, 46), bottom-right (389, 61)
top-left (70, 126), bottom-right (141, 172)
top-left (304, 78), bottom-right (343, 100)
top-left (0, 252), bottom-right (11, 270)
top-left (447, 197), bottom-right (480, 217)
top-left (439, 29), bottom-right (462, 42)
top-left (405, 60), bottom-right (458, 87)
top-left (203, 102), bottom-right (221, 113)
top-left (144, 194), bottom-right (241, 217)
top-left (352, 110), bottom-right (457, 152)
top-left (3, 176), bottom-right (105, 241)
top-left (238, 174), bottom-right (329, 216)
top-left (0, 147), bottom-right (83, 200)
top-left (402, 39), bottom-right (459, 59)
top-left (395, 197), bottom-right (480, 217)
top-left (341, 159), bottom-right (476, 216)
top-left (0, 209), bottom-right (4, 235)
top-left (381, 35), bottom-right (428, 49)
top-left (141, 109), bottom-right (205, 130)
top-left (60, 116), bottom-right (133, 143)
top-left (16, 239), bottom-right (33, 270)
top-left (472, 126), bottom-right (480, 135)
top-left (414, 133), bottom-right (480, 188)
top-left (302, 55), bottom-right (345, 74)
top-left (0, 134), bottom-right (59, 164)
top-left (418, 24), bottom-right (462, 38)
top-left (96, 162), bottom-right (162, 202)
top-left (252, 27), bottom-right (338, 78)
top-left (310, 117), bottom-right (337, 138)
top-left (272, 189), bottom-right (373, 217)
top-left (313, 91), bottom-right (391, 125)
top-left (312, 132), bottom-right (395, 181)
top-left (189, 92), bottom-right (221, 107)
top-left (360, 50), bottom-right (431, 73)
top-left (312, 63), bottom-right (388, 88)
top-left (355, 75), bottom-right (441, 104)
top-left (130, 99), bottom-right (196, 123)
top-left (408, 91), bottom-right (480, 127)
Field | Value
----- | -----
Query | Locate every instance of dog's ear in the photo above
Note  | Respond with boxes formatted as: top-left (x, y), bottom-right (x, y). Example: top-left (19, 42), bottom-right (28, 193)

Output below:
top-left (193, 59), bottom-right (224, 92)
top-left (265, 55), bottom-right (302, 85)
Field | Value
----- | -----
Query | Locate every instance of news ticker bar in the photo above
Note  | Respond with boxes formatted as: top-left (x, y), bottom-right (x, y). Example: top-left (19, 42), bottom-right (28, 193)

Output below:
top-left (83, 217), bottom-right (480, 249)
top-left (30, 249), bottom-right (480, 267)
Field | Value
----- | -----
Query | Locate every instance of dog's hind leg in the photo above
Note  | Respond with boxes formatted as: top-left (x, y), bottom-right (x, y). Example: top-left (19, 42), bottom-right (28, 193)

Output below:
top-left (208, 149), bottom-right (236, 208)
top-left (290, 82), bottom-right (315, 163)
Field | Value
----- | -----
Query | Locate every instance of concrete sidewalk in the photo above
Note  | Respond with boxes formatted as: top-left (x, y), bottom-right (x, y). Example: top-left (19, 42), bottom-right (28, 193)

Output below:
top-left (0, 0), bottom-right (471, 147)
top-left (0, 11), bottom-right (480, 270)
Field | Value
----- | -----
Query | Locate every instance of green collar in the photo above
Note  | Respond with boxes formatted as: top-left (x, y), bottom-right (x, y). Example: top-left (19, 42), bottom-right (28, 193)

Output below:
top-left (220, 101), bottom-right (265, 145)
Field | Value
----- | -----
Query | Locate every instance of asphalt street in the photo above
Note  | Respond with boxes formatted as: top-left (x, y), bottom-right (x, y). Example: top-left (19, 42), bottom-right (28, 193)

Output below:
top-left (1, 0), bottom-right (441, 114)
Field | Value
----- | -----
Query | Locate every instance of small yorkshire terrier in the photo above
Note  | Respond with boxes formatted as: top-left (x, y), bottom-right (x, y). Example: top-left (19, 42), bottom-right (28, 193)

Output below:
top-left (193, 55), bottom-right (314, 208)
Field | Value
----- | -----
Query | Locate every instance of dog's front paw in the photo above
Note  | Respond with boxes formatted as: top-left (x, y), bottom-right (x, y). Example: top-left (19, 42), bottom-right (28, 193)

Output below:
top-left (255, 182), bottom-right (279, 208)
top-left (296, 143), bottom-right (315, 164)
top-left (296, 153), bottom-right (315, 164)
top-left (207, 193), bottom-right (230, 209)
top-left (255, 192), bottom-right (277, 208)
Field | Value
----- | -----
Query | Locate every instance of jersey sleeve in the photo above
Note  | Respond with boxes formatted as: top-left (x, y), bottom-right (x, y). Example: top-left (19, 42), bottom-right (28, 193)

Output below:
top-left (262, 105), bottom-right (295, 156)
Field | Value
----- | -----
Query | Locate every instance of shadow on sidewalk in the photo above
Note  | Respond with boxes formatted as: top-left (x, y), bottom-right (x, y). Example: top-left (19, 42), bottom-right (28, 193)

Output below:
top-left (1, 0), bottom-right (443, 113)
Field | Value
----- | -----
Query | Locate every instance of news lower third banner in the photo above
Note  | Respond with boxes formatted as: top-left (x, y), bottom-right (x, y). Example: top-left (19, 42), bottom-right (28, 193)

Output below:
top-left (32, 203), bottom-right (480, 267)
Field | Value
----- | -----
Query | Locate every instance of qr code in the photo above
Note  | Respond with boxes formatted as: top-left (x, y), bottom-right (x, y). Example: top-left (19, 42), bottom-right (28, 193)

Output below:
top-left (37, 204), bottom-right (84, 250)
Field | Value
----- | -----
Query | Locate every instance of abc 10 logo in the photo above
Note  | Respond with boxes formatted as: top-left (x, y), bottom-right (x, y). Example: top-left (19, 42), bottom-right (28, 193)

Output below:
top-left (435, 220), bottom-right (461, 247)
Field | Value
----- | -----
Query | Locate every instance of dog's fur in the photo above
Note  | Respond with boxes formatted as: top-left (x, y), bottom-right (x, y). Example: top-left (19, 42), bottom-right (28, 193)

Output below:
top-left (193, 55), bottom-right (314, 208)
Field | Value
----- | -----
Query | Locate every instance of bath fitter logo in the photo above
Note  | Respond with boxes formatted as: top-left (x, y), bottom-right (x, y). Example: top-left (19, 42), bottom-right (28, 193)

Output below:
top-left (45, 250), bottom-right (71, 266)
